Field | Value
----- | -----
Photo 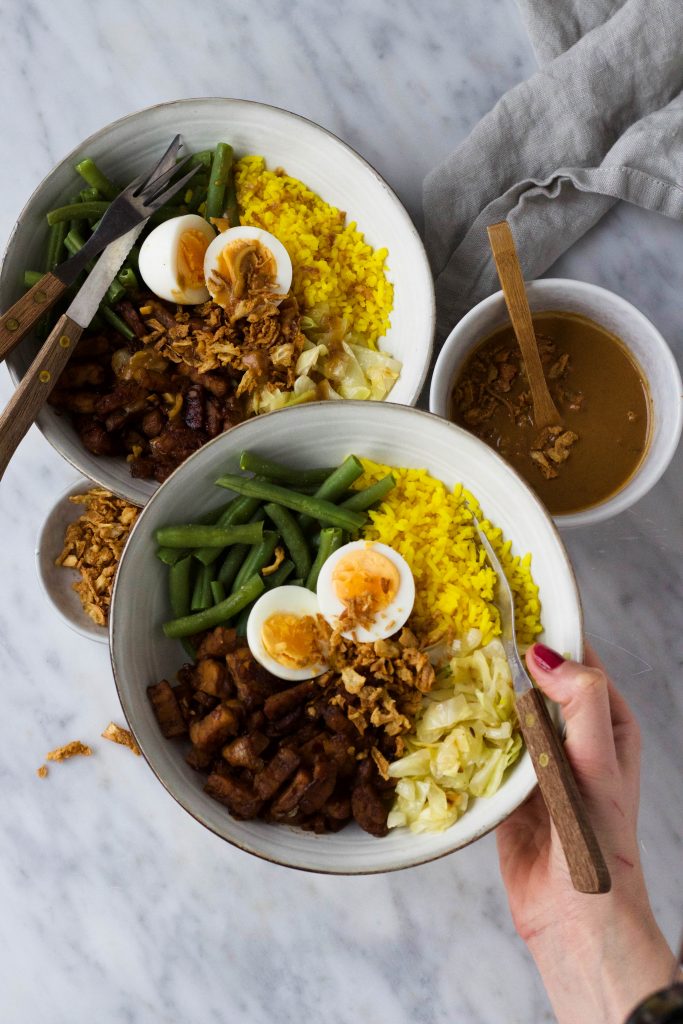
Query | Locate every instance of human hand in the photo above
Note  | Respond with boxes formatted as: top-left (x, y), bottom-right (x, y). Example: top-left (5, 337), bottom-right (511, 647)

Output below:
top-left (497, 643), bottom-right (675, 1024)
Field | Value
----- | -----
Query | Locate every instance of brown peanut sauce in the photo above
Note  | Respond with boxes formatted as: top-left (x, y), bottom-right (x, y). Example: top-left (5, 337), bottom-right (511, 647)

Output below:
top-left (449, 311), bottom-right (650, 515)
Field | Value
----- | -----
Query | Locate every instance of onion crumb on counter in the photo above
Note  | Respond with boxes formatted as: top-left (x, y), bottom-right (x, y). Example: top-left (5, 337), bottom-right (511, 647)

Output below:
top-left (55, 488), bottom-right (139, 626)
top-left (101, 722), bottom-right (141, 756)
top-left (45, 740), bottom-right (93, 762)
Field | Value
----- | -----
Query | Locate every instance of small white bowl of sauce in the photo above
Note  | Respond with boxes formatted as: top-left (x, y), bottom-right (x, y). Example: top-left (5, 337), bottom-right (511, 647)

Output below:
top-left (430, 279), bottom-right (682, 528)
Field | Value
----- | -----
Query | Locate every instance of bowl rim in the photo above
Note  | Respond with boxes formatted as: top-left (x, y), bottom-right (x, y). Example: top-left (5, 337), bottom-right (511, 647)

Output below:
top-left (109, 399), bottom-right (583, 874)
top-left (429, 277), bottom-right (683, 529)
top-left (1, 97), bottom-right (435, 501)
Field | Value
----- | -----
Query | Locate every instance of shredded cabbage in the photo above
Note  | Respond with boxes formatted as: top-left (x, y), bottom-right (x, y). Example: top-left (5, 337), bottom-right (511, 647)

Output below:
top-left (387, 631), bottom-right (523, 833)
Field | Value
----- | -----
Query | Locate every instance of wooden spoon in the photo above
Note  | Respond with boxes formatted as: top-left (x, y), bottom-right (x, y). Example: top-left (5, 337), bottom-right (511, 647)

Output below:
top-left (487, 221), bottom-right (561, 429)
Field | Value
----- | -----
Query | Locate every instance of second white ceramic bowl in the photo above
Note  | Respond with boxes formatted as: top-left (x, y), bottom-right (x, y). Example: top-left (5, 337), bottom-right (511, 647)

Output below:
top-left (430, 279), bottom-right (683, 529)
top-left (0, 98), bottom-right (435, 506)
top-left (110, 400), bottom-right (582, 874)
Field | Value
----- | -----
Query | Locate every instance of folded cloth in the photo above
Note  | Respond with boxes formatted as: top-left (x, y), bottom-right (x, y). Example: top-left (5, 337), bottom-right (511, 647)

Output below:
top-left (423, 0), bottom-right (683, 339)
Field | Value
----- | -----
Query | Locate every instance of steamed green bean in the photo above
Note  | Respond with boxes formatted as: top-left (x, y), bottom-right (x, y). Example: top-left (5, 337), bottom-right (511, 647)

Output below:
top-left (239, 451), bottom-right (335, 487)
top-left (155, 522), bottom-right (263, 549)
top-left (74, 158), bottom-right (118, 200)
top-left (306, 528), bottom-right (344, 590)
top-left (264, 502), bottom-right (311, 579)
top-left (215, 475), bottom-right (365, 532)
top-left (47, 201), bottom-right (110, 226)
top-left (162, 574), bottom-right (264, 638)
top-left (205, 143), bottom-right (234, 222)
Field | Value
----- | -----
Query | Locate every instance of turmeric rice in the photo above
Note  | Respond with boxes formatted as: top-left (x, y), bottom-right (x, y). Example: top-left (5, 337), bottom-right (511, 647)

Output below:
top-left (356, 459), bottom-right (542, 648)
top-left (235, 156), bottom-right (393, 347)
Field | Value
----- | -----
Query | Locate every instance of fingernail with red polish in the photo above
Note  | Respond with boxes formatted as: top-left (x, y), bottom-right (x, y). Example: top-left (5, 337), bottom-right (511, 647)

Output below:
top-left (533, 643), bottom-right (565, 671)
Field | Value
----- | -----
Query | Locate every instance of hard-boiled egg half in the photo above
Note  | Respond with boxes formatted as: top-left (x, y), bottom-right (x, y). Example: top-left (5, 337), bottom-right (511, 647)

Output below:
top-left (203, 226), bottom-right (292, 312)
top-left (246, 585), bottom-right (328, 682)
top-left (138, 214), bottom-right (215, 304)
top-left (316, 540), bottom-right (415, 643)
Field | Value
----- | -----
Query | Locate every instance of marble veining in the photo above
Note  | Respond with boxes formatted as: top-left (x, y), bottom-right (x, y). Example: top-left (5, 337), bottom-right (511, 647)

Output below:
top-left (0, 1), bottom-right (681, 1022)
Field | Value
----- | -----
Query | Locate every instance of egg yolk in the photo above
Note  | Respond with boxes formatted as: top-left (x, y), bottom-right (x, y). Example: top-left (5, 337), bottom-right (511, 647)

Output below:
top-left (331, 549), bottom-right (400, 615)
top-left (261, 613), bottom-right (321, 670)
top-left (176, 229), bottom-right (210, 290)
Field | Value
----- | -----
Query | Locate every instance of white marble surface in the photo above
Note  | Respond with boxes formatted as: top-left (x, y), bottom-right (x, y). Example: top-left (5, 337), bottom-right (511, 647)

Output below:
top-left (0, 2), bottom-right (681, 1022)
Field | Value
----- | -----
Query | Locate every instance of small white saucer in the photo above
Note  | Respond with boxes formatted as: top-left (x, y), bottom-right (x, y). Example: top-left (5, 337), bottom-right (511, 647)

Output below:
top-left (35, 478), bottom-right (110, 643)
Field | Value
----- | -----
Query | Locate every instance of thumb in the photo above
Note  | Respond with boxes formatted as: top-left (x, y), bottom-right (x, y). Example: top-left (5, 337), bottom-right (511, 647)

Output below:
top-left (525, 643), bottom-right (618, 778)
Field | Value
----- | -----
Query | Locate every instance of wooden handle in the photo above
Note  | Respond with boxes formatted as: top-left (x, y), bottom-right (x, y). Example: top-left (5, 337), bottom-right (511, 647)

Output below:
top-left (487, 222), bottom-right (561, 429)
top-left (516, 686), bottom-right (611, 894)
top-left (0, 272), bottom-right (67, 362)
top-left (0, 313), bottom-right (83, 479)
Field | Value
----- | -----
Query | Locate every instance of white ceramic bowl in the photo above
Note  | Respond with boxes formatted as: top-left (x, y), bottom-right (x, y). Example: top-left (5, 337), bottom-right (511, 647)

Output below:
top-left (35, 477), bottom-right (109, 643)
top-left (430, 279), bottom-right (683, 529)
top-left (0, 98), bottom-right (435, 506)
top-left (110, 401), bottom-right (582, 874)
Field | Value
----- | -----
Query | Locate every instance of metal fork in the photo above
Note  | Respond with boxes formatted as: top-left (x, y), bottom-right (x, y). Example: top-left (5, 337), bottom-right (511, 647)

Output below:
top-left (0, 134), bottom-right (199, 361)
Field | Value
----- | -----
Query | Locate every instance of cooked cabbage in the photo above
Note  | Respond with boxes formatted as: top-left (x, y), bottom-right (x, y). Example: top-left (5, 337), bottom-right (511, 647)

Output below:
top-left (387, 630), bottom-right (522, 833)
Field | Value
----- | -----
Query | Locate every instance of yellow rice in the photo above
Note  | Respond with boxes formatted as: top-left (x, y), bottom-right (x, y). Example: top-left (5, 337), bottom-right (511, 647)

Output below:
top-left (234, 156), bottom-right (393, 347)
top-left (356, 459), bottom-right (542, 648)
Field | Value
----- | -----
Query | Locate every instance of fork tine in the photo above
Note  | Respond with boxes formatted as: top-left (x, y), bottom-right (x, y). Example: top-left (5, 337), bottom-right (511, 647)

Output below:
top-left (139, 153), bottom-right (193, 204)
top-left (133, 134), bottom-right (182, 196)
top-left (144, 163), bottom-right (202, 212)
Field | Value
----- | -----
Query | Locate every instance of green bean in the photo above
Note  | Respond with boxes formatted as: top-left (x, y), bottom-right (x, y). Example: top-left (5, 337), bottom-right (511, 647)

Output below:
top-left (306, 528), bottom-right (344, 591)
top-left (191, 562), bottom-right (215, 611)
top-left (64, 227), bottom-right (88, 259)
top-left (225, 170), bottom-right (239, 227)
top-left (217, 543), bottom-right (249, 588)
top-left (341, 474), bottom-right (395, 512)
top-left (169, 556), bottom-right (193, 618)
top-left (23, 270), bottom-right (43, 288)
top-left (235, 602), bottom-right (252, 636)
top-left (155, 522), bottom-right (263, 549)
top-left (150, 205), bottom-right (189, 225)
top-left (117, 267), bottom-right (138, 292)
top-left (264, 502), bottom-right (311, 579)
top-left (47, 201), bottom-right (110, 226)
top-left (105, 277), bottom-right (127, 306)
top-left (210, 580), bottom-right (226, 605)
top-left (79, 186), bottom-right (101, 204)
top-left (156, 501), bottom-right (236, 564)
top-left (289, 578), bottom-right (304, 587)
top-left (215, 474), bottom-right (365, 532)
top-left (264, 559), bottom-right (295, 589)
top-left (100, 306), bottom-right (134, 341)
top-left (190, 149), bottom-right (213, 168)
top-left (75, 157), bottom-right (118, 200)
top-left (67, 194), bottom-right (82, 235)
top-left (162, 574), bottom-right (264, 638)
top-left (239, 451), bottom-right (336, 487)
top-left (157, 546), bottom-right (189, 566)
top-left (205, 143), bottom-right (234, 222)
top-left (298, 455), bottom-right (364, 531)
top-left (232, 531), bottom-right (279, 593)
top-left (194, 496), bottom-right (261, 565)
top-left (45, 221), bottom-right (67, 273)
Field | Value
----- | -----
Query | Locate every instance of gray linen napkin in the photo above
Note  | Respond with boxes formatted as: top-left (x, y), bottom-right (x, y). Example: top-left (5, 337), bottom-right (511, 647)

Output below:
top-left (423, 0), bottom-right (683, 339)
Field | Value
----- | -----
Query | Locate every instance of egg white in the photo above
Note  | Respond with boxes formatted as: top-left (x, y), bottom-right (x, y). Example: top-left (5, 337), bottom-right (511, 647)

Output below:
top-left (203, 226), bottom-right (293, 302)
top-left (316, 540), bottom-right (415, 643)
top-left (138, 214), bottom-right (215, 304)
top-left (246, 585), bottom-right (327, 682)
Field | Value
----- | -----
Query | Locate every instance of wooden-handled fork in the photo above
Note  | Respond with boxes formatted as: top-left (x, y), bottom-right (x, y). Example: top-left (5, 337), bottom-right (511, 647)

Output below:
top-left (0, 133), bottom-right (196, 362)
top-left (0, 136), bottom-right (201, 480)
top-left (473, 513), bottom-right (611, 894)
